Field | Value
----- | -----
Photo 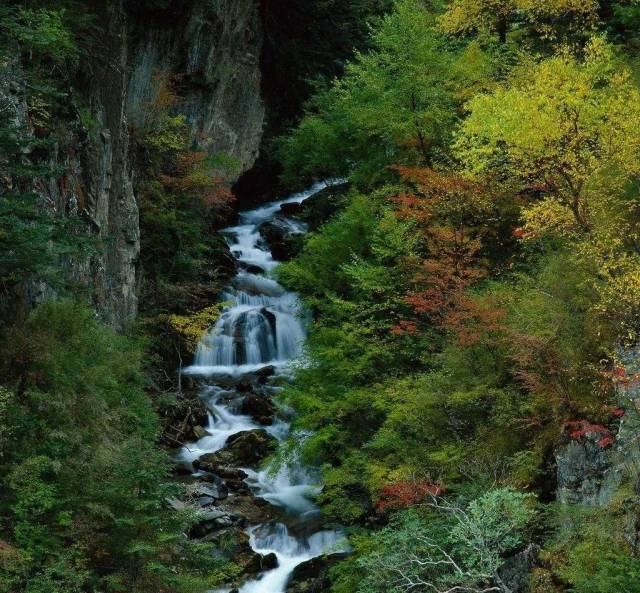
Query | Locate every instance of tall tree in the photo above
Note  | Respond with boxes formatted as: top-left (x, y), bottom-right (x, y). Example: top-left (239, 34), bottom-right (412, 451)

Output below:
top-left (440, 0), bottom-right (599, 42)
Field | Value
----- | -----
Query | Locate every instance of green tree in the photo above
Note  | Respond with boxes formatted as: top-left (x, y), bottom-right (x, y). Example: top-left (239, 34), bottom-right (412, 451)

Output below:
top-left (0, 5), bottom-right (80, 68)
top-left (457, 37), bottom-right (640, 337)
top-left (440, 0), bottom-right (599, 42)
top-left (457, 37), bottom-right (640, 233)
top-left (356, 489), bottom-right (536, 593)
top-left (0, 301), bottom-right (230, 593)
top-left (278, 0), bottom-right (458, 186)
top-left (0, 110), bottom-right (89, 293)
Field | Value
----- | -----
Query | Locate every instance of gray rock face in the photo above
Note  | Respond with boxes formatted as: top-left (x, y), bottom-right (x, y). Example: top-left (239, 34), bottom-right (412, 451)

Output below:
top-left (497, 545), bottom-right (539, 593)
top-left (127, 0), bottom-right (264, 181)
top-left (0, 0), bottom-right (266, 328)
top-left (554, 346), bottom-right (640, 508)
top-left (614, 346), bottom-right (640, 470)
top-left (0, 1), bottom-right (140, 329)
top-left (555, 432), bottom-right (621, 507)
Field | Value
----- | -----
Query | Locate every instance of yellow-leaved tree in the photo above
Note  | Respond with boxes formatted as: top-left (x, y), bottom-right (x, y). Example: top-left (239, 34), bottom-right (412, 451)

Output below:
top-left (439, 0), bottom-right (599, 42)
top-left (456, 37), bottom-right (640, 336)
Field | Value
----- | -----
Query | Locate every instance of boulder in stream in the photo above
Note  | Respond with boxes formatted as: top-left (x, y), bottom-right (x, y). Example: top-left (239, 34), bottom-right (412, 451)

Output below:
top-left (258, 219), bottom-right (305, 261)
top-left (205, 528), bottom-right (272, 576)
top-left (195, 429), bottom-right (278, 471)
top-left (217, 493), bottom-right (282, 524)
top-left (294, 182), bottom-right (349, 230)
top-left (279, 201), bottom-right (303, 216)
top-left (212, 467), bottom-right (251, 493)
top-left (241, 393), bottom-right (276, 425)
top-left (286, 553), bottom-right (348, 593)
top-left (189, 508), bottom-right (242, 537)
top-left (185, 480), bottom-right (229, 503)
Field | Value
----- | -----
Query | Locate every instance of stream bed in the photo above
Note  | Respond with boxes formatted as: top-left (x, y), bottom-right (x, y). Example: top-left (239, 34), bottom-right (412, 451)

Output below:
top-left (178, 183), bottom-right (347, 593)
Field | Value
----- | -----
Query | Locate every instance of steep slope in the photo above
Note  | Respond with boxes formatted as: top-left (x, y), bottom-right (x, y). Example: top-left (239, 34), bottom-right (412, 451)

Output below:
top-left (0, 0), bottom-right (265, 327)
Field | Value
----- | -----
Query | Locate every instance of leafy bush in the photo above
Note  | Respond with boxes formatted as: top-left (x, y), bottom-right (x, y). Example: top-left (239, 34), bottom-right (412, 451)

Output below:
top-left (540, 503), bottom-right (640, 593)
top-left (0, 301), bottom-right (232, 593)
top-left (354, 489), bottom-right (536, 593)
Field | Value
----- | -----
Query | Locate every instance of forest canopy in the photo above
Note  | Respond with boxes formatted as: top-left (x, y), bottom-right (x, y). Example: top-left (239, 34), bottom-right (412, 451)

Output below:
top-left (276, 1), bottom-right (640, 592)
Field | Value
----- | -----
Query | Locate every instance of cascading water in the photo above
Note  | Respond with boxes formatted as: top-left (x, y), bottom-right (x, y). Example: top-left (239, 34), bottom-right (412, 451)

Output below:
top-left (180, 182), bottom-right (348, 593)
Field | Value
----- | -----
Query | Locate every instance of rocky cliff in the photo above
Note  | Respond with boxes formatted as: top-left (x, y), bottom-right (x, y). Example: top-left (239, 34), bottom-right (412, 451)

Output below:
top-left (1, 0), bottom-right (265, 328)
top-left (554, 347), bottom-right (640, 516)
top-left (127, 0), bottom-right (264, 181)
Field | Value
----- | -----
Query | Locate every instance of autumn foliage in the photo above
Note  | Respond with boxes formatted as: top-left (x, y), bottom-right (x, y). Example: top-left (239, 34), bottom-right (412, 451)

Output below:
top-left (391, 167), bottom-right (505, 345)
top-left (377, 480), bottom-right (444, 512)
top-left (563, 420), bottom-right (615, 449)
top-left (160, 151), bottom-right (234, 213)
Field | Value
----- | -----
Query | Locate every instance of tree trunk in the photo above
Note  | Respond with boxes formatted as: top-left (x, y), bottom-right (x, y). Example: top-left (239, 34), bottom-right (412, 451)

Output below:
top-left (497, 15), bottom-right (508, 43)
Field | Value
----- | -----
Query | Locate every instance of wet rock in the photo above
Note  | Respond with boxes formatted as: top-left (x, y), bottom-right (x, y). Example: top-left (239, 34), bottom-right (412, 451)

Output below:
top-left (217, 494), bottom-right (282, 524)
top-left (211, 467), bottom-right (251, 493)
top-left (241, 393), bottom-right (275, 425)
top-left (229, 365), bottom-right (276, 391)
top-left (258, 219), bottom-right (304, 261)
top-left (190, 508), bottom-right (242, 537)
top-left (280, 202), bottom-right (303, 216)
top-left (192, 425), bottom-right (208, 439)
top-left (286, 553), bottom-right (348, 593)
top-left (260, 552), bottom-right (278, 570)
top-left (497, 544), bottom-right (539, 593)
top-left (237, 380), bottom-right (254, 393)
top-left (196, 429), bottom-right (278, 470)
top-left (204, 528), bottom-right (263, 574)
top-left (239, 262), bottom-right (266, 275)
top-left (242, 550), bottom-right (280, 574)
top-left (203, 528), bottom-right (277, 576)
top-left (186, 480), bottom-right (229, 502)
top-left (262, 307), bottom-right (277, 335)
top-left (255, 365), bottom-right (276, 378)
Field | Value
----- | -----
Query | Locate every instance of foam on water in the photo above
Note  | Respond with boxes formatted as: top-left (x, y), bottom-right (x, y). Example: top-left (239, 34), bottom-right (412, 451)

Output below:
top-left (236, 524), bottom-right (348, 593)
top-left (243, 461), bottom-right (321, 516)
top-left (182, 181), bottom-right (347, 593)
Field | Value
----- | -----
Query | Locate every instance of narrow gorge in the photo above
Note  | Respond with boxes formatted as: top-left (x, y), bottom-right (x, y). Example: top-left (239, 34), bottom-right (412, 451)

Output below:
top-left (3, 3), bottom-right (640, 593)
top-left (176, 182), bottom-right (347, 593)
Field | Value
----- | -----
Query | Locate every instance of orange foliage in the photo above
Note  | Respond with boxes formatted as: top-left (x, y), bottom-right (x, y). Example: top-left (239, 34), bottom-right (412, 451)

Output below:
top-left (377, 480), bottom-right (444, 512)
top-left (149, 72), bottom-right (182, 114)
top-left (391, 167), bottom-right (505, 345)
top-left (160, 151), bottom-right (234, 213)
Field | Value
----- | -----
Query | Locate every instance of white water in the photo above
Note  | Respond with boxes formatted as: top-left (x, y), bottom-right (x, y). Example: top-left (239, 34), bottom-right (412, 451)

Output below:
top-left (244, 462), bottom-right (321, 516)
top-left (181, 182), bottom-right (347, 593)
top-left (185, 183), bottom-right (328, 377)
top-left (238, 525), bottom-right (346, 593)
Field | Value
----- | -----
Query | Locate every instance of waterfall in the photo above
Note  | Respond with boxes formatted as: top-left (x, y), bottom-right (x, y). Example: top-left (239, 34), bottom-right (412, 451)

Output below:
top-left (184, 185), bottom-right (324, 376)
top-left (180, 181), bottom-right (348, 593)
